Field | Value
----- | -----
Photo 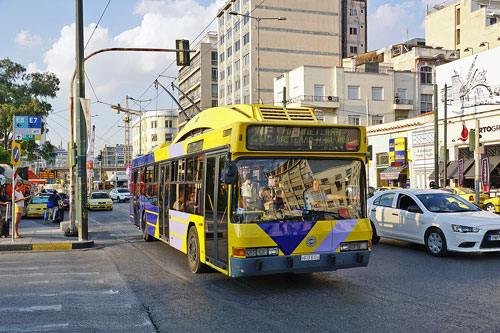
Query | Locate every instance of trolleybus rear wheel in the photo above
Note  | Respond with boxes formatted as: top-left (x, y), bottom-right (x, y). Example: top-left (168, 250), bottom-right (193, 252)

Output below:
top-left (187, 226), bottom-right (208, 273)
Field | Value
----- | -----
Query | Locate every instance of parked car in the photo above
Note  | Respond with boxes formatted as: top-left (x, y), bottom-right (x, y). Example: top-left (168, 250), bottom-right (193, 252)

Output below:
top-left (368, 189), bottom-right (500, 256)
top-left (88, 192), bottom-right (113, 211)
top-left (446, 187), bottom-right (489, 208)
top-left (59, 193), bottom-right (69, 210)
top-left (484, 197), bottom-right (500, 214)
top-left (109, 188), bottom-right (131, 202)
top-left (375, 186), bottom-right (401, 192)
top-left (26, 195), bottom-right (51, 218)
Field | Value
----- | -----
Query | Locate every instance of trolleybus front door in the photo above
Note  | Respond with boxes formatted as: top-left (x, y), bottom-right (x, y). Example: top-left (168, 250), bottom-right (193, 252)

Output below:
top-left (204, 153), bottom-right (229, 270)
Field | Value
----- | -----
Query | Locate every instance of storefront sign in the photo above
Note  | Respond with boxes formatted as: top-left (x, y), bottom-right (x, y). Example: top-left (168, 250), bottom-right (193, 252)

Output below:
top-left (482, 156), bottom-right (489, 193)
top-left (458, 158), bottom-right (464, 187)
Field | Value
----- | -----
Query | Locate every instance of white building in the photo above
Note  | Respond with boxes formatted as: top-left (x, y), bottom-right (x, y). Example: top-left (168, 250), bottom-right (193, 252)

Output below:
top-left (132, 109), bottom-right (178, 157)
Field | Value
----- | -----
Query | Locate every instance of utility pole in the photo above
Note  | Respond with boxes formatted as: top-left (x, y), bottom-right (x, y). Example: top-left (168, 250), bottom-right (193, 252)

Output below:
top-left (474, 119), bottom-right (481, 206)
top-left (75, 0), bottom-right (88, 241)
top-left (433, 84), bottom-right (439, 188)
top-left (443, 83), bottom-right (448, 187)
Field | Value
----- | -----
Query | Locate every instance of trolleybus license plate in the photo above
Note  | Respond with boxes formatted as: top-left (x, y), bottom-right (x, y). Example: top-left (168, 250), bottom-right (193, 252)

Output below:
top-left (489, 235), bottom-right (500, 241)
top-left (301, 254), bottom-right (320, 261)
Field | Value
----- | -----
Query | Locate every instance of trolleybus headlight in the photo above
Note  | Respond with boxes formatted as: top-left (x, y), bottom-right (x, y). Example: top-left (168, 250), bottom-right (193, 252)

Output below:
top-left (256, 248), bottom-right (268, 256)
top-left (245, 248), bottom-right (257, 257)
top-left (268, 247), bottom-right (279, 256)
top-left (340, 241), bottom-right (369, 252)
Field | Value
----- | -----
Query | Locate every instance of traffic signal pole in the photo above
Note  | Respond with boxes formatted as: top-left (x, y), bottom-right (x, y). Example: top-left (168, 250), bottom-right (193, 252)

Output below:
top-left (75, 0), bottom-right (88, 241)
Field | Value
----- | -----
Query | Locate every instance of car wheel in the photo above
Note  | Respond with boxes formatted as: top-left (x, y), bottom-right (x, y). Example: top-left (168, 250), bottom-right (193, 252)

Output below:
top-left (187, 226), bottom-right (209, 273)
top-left (485, 203), bottom-right (496, 214)
top-left (425, 228), bottom-right (448, 257)
top-left (371, 221), bottom-right (380, 245)
top-left (142, 212), bottom-right (153, 242)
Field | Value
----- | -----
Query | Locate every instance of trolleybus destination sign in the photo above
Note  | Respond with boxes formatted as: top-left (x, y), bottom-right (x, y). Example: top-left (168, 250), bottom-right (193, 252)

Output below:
top-left (246, 125), bottom-right (361, 152)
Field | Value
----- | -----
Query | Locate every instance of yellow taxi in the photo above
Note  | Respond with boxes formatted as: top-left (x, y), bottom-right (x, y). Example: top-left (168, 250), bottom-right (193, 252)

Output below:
top-left (446, 187), bottom-right (489, 208)
top-left (26, 195), bottom-right (51, 218)
top-left (88, 192), bottom-right (113, 211)
top-left (484, 197), bottom-right (500, 214)
top-left (375, 186), bottom-right (401, 192)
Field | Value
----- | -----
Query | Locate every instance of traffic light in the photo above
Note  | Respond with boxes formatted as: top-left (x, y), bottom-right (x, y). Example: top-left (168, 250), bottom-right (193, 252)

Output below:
top-left (176, 39), bottom-right (190, 66)
top-left (367, 145), bottom-right (373, 160)
top-left (97, 154), bottom-right (102, 161)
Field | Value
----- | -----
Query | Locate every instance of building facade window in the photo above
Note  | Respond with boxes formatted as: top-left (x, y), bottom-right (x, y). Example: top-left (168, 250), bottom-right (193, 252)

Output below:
top-left (235, 79), bottom-right (241, 90)
top-left (349, 27), bottom-right (358, 35)
top-left (227, 46), bottom-right (232, 57)
top-left (421, 94), bottom-right (433, 113)
top-left (233, 0), bottom-right (240, 12)
top-left (348, 85), bottom-right (360, 100)
top-left (212, 68), bottom-right (218, 81)
top-left (212, 100), bottom-right (218, 107)
top-left (235, 59), bottom-right (240, 71)
top-left (243, 94), bottom-right (250, 103)
top-left (227, 83), bottom-right (232, 94)
top-left (396, 88), bottom-right (407, 100)
top-left (420, 66), bottom-right (433, 84)
top-left (243, 53), bottom-right (250, 65)
top-left (152, 134), bottom-right (157, 142)
top-left (243, 12), bottom-right (249, 24)
top-left (349, 46), bottom-right (358, 53)
top-left (235, 40), bottom-right (240, 52)
top-left (456, 28), bottom-right (460, 45)
top-left (220, 87), bottom-right (225, 98)
top-left (151, 120), bottom-right (157, 128)
top-left (243, 74), bottom-right (249, 86)
top-left (227, 65), bottom-right (232, 75)
top-left (372, 87), bottom-right (384, 100)
top-left (227, 27), bottom-right (232, 39)
top-left (243, 33), bottom-right (250, 45)
top-left (314, 84), bottom-right (325, 101)
top-left (219, 16), bottom-right (224, 27)
top-left (235, 20), bottom-right (240, 32)
top-left (165, 133), bottom-right (173, 142)
top-left (220, 70), bottom-right (225, 80)
top-left (372, 116), bottom-right (384, 125)
top-left (348, 115), bottom-right (360, 125)
top-left (165, 119), bottom-right (173, 128)
top-left (220, 34), bottom-right (225, 45)
top-left (220, 52), bottom-right (224, 62)
top-left (350, 8), bottom-right (357, 16)
top-left (211, 51), bottom-right (217, 65)
top-left (212, 84), bottom-right (218, 98)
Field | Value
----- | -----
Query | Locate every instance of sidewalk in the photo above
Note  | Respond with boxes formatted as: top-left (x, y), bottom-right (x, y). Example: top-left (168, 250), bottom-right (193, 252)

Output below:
top-left (0, 216), bottom-right (94, 252)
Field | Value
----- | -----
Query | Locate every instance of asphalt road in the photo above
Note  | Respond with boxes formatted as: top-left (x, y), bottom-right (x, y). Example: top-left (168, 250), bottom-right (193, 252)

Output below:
top-left (1, 202), bottom-right (500, 332)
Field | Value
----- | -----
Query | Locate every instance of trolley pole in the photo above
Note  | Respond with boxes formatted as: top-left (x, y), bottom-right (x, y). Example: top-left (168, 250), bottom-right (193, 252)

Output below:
top-left (75, 0), bottom-right (88, 241)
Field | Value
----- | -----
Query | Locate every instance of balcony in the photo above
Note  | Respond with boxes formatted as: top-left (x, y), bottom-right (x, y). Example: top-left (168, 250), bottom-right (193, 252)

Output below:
top-left (393, 98), bottom-right (414, 111)
top-left (286, 95), bottom-right (340, 111)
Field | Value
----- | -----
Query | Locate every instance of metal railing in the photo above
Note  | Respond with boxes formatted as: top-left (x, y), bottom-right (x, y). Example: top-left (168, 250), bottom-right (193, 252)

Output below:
top-left (287, 95), bottom-right (339, 104)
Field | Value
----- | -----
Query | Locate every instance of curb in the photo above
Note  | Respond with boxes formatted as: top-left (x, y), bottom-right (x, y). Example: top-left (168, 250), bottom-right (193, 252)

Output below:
top-left (0, 240), bottom-right (94, 252)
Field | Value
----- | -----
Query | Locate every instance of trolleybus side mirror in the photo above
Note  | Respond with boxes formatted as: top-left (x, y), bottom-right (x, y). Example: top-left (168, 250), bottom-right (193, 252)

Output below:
top-left (224, 161), bottom-right (238, 185)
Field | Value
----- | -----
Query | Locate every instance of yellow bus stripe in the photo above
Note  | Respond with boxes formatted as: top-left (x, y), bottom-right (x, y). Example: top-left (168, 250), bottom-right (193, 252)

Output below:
top-left (170, 231), bottom-right (184, 239)
top-left (170, 216), bottom-right (188, 224)
top-left (33, 244), bottom-right (72, 251)
top-left (147, 222), bottom-right (156, 227)
top-left (145, 210), bottom-right (159, 215)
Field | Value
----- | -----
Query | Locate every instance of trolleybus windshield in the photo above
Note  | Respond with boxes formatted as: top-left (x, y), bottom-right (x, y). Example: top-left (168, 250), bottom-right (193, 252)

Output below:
top-left (232, 158), bottom-right (365, 223)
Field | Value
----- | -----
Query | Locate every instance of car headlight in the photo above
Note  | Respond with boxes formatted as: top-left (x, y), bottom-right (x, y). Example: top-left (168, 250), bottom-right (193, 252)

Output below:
top-left (28, 208), bottom-right (36, 211)
top-left (451, 224), bottom-right (480, 233)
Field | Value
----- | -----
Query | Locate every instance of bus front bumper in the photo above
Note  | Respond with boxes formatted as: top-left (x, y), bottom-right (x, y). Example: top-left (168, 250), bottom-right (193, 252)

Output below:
top-left (230, 251), bottom-right (370, 277)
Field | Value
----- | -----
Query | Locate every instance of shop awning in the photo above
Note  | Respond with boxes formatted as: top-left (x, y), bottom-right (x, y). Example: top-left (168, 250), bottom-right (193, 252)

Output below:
top-left (465, 156), bottom-right (500, 179)
top-left (428, 162), bottom-right (447, 179)
top-left (380, 164), bottom-right (408, 180)
top-left (28, 170), bottom-right (47, 184)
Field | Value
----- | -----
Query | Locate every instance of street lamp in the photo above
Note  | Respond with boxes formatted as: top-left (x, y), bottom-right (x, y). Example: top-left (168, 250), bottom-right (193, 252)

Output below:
top-left (479, 41), bottom-right (490, 49)
top-left (228, 11), bottom-right (286, 104)
top-left (464, 47), bottom-right (474, 54)
top-left (128, 96), bottom-right (151, 155)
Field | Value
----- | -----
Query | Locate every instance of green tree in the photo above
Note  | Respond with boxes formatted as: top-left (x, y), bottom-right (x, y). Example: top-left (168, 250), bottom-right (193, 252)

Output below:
top-left (0, 147), bottom-right (10, 164)
top-left (0, 58), bottom-right (60, 150)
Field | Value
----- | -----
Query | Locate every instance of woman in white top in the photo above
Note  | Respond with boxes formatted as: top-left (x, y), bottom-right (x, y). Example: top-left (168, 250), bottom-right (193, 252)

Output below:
top-left (14, 182), bottom-right (29, 239)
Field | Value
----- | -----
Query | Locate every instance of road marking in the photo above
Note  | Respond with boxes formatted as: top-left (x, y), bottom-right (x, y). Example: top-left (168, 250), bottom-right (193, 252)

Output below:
top-left (33, 243), bottom-right (72, 251)
top-left (88, 216), bottom-right (102, 225)
top-left (2, 289), bottom-right (120, 298)
top-left (0, 305), bottom-right (62, 313)
top-left (1, 323), bottom-right (70, 332)
top-left (0, 272), bottom-right (100, 278)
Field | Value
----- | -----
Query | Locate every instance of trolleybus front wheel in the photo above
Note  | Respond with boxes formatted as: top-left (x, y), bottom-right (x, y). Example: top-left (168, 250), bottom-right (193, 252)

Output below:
top-left (187, 226), bottom-right (209, 273)
top-left (142, 212), bottom-right (153, 242)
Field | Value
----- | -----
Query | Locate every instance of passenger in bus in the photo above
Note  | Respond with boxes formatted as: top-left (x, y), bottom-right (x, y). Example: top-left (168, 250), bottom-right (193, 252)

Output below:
top-left (256, 187), bottom-right (273, 211)
top-left (173, 193), bottom-right (184, 210)
top-left (241, 174), bottom-right (258, 210)
top-left (304, 180), bottom-right (328, 210)
top-left (184, 192), bottom-right (196, 214)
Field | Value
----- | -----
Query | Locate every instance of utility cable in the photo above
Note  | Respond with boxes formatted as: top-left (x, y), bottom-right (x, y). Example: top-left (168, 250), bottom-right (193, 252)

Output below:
top-left (84, 0), bottom-right (112, 50)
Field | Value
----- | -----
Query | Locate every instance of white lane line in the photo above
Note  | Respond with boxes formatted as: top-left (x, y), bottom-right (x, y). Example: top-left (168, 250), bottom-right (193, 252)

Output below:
top-left (0, 305), bottom-right (62, 313)
top-left (0, 272), bottom-right (100, 278)
top-left (2, 290), bottom-right (120, 298)
top-left (1, 323), bottom-right (70, 332)
top-left (88, 216), bottom-right (102, 225)
top-left (24, 280), bottom-right (49, 285)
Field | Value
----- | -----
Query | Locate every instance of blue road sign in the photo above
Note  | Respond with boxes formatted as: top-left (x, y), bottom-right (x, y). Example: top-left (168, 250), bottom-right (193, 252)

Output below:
top-left (14, 116), bottom-right (29, 129)
top-left (28, 116), bottom-right (41, 128)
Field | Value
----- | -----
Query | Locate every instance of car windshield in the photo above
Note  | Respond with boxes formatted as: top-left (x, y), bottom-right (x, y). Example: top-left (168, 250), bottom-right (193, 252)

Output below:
top-left (31, 196), bottom-right (49, 204)
top-left (91, 193), bottom-right (109, 199)
top-left (232, 158), bottom-right (365, 223)
top-left (118, 189), bottom-right (129, 193)
top-left (458, 188), bottom-right (474, 194)
top-left (416, 193), bottom-right (480, 213)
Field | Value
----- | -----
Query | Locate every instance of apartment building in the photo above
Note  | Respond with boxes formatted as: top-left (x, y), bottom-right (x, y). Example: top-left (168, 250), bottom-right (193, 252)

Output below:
top-left (178, 32), bottom-right (218, 128)
top-left (216, 0), bottom-right (366, 106)
top-left (100, 144), bottom-right (132, 168)
top-left (131, 110), bottom-right (178, 157)
top-left (275, 65), bottom-right (416, 126)
top-left (343, 39), bottom-right (458, 116)
top-left (426, 0), bottom-right (500, 57)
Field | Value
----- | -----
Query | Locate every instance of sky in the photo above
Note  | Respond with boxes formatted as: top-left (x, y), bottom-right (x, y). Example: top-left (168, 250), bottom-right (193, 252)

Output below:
top-left (0, 0), bottom-right (443, 153)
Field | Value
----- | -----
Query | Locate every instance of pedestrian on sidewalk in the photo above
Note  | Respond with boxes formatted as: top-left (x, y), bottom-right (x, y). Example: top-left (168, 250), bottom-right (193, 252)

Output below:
top-left (48, 190), bottom-right (61, 223)
top-left (0, 184), bottom-right (11, 238)
top-left (14, 182), bottom-right (30, 239)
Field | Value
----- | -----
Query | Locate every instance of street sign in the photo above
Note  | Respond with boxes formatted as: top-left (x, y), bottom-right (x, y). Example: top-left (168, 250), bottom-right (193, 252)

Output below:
top-left (13, 116), bottom-right (42, 141)
top-left (11, 142), bottom-right (21, 166)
